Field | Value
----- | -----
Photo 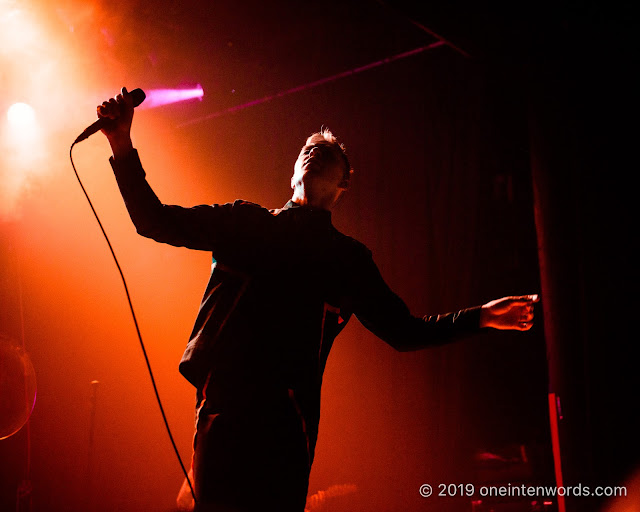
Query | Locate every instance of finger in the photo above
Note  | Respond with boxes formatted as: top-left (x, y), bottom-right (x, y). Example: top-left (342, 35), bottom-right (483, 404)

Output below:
top-left (120, 86), bottom-right (134, 107)
top-left (97, 102), bottom-right (116, 119)
top-left (505, 294), bottom-right (540, 306)
top-left (520, 312), bottom-right (534, 322)
top-left (100, 97), bottom-right (122, 119)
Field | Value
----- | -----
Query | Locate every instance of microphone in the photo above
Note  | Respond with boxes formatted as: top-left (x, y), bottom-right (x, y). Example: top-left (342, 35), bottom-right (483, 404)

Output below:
top-left (74, 88), bottom-right (146, 144)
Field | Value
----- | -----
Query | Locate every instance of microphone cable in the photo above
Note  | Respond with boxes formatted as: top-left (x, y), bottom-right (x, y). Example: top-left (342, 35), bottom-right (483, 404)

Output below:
top-left (69, 142), bottom-right (197, 505)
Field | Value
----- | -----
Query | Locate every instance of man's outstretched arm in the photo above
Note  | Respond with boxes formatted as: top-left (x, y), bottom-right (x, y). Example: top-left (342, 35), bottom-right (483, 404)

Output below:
top-left (353, 251), bottom-right (539, 351)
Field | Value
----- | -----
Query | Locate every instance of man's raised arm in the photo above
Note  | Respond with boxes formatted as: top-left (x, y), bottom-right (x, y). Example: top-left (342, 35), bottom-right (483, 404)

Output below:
top-left (97, 87), bottom-right (234, 252)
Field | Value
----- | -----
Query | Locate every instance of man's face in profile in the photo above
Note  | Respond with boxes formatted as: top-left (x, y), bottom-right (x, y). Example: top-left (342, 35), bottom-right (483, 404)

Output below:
top-left (291, 141), bottom-right (348, 207)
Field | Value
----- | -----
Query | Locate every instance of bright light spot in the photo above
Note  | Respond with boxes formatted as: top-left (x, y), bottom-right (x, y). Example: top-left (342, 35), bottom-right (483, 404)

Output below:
top-left (7, 103), bottom-right (36, 126)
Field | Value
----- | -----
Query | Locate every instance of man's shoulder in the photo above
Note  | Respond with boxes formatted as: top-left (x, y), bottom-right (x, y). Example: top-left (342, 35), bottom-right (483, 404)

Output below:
top-left (231, 200), bottom-right (296, 218)
top-left (231, 199), bottom-right (267, 210)
top-left (230, 200), bottom-right (372, 257)
top-left (227, 199), bottom-right (273, 217)
top-left (331, 227), bottom-right (372, 259)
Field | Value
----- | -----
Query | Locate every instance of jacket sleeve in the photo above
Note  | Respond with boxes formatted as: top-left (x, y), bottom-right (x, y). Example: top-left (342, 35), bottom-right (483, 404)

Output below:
top-left (353, 250), bottom-right (484, 351)
top-left (109, 149), bottom-right (235, 251)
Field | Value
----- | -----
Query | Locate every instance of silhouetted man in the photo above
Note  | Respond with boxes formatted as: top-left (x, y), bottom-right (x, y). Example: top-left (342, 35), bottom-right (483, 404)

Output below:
top-left (98, 88), bottom-right (538, 512)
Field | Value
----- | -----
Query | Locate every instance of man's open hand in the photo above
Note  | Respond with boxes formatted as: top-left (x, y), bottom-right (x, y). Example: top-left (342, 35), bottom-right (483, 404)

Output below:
top-left (480, 294), bottom-right (540, 331)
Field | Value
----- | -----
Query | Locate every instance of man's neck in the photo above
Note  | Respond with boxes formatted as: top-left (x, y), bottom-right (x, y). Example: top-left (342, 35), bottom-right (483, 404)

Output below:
top-left (290, 194), bottom-right (334, 211)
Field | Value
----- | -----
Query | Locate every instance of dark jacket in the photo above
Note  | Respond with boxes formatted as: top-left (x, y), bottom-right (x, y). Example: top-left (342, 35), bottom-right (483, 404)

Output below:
top-left (110, 149), bottom-right (482, 461)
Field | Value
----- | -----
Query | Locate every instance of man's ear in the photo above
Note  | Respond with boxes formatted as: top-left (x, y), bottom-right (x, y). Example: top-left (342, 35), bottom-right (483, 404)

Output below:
top-left (338, 169), bottom-right (353, 190)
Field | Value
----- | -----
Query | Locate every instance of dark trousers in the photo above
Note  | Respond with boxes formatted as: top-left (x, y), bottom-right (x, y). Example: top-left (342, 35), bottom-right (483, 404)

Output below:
top-left (191, 389), bottom-right (310, 512)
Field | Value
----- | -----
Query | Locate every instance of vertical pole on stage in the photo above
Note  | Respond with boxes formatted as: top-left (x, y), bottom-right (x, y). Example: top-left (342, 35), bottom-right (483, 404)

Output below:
top-left (85, 380), bottom-right (100, 511)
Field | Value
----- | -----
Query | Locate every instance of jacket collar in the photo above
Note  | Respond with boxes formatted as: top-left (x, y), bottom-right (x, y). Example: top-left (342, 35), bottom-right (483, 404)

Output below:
top-left (281, 200), bottom-right (333, 224)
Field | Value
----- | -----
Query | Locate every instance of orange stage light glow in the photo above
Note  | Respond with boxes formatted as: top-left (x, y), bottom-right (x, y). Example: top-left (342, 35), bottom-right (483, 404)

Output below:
top-left (1, 1), bottom-right (87, 220)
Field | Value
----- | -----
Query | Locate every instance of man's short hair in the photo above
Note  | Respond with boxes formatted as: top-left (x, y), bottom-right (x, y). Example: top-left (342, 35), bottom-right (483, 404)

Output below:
top-left (305, 127), bottom-right (353, 183)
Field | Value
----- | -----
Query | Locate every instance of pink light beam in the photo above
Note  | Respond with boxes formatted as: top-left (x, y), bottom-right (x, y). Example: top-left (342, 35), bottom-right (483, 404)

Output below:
top-left (139, 85), bottom-right (204, 110)
top-left (177, 41), bottom-right (445, 128)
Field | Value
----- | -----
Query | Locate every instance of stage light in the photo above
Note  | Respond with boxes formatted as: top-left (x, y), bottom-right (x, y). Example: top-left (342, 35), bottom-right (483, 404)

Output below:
top-left (140, 85), bottom-right (204, 109)
top-left (1, 98), bottom-right (43, 220)
top-left (5, 102), bottom-right (39, 146)
top-left (7, 102), bottom-right (36, 126)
